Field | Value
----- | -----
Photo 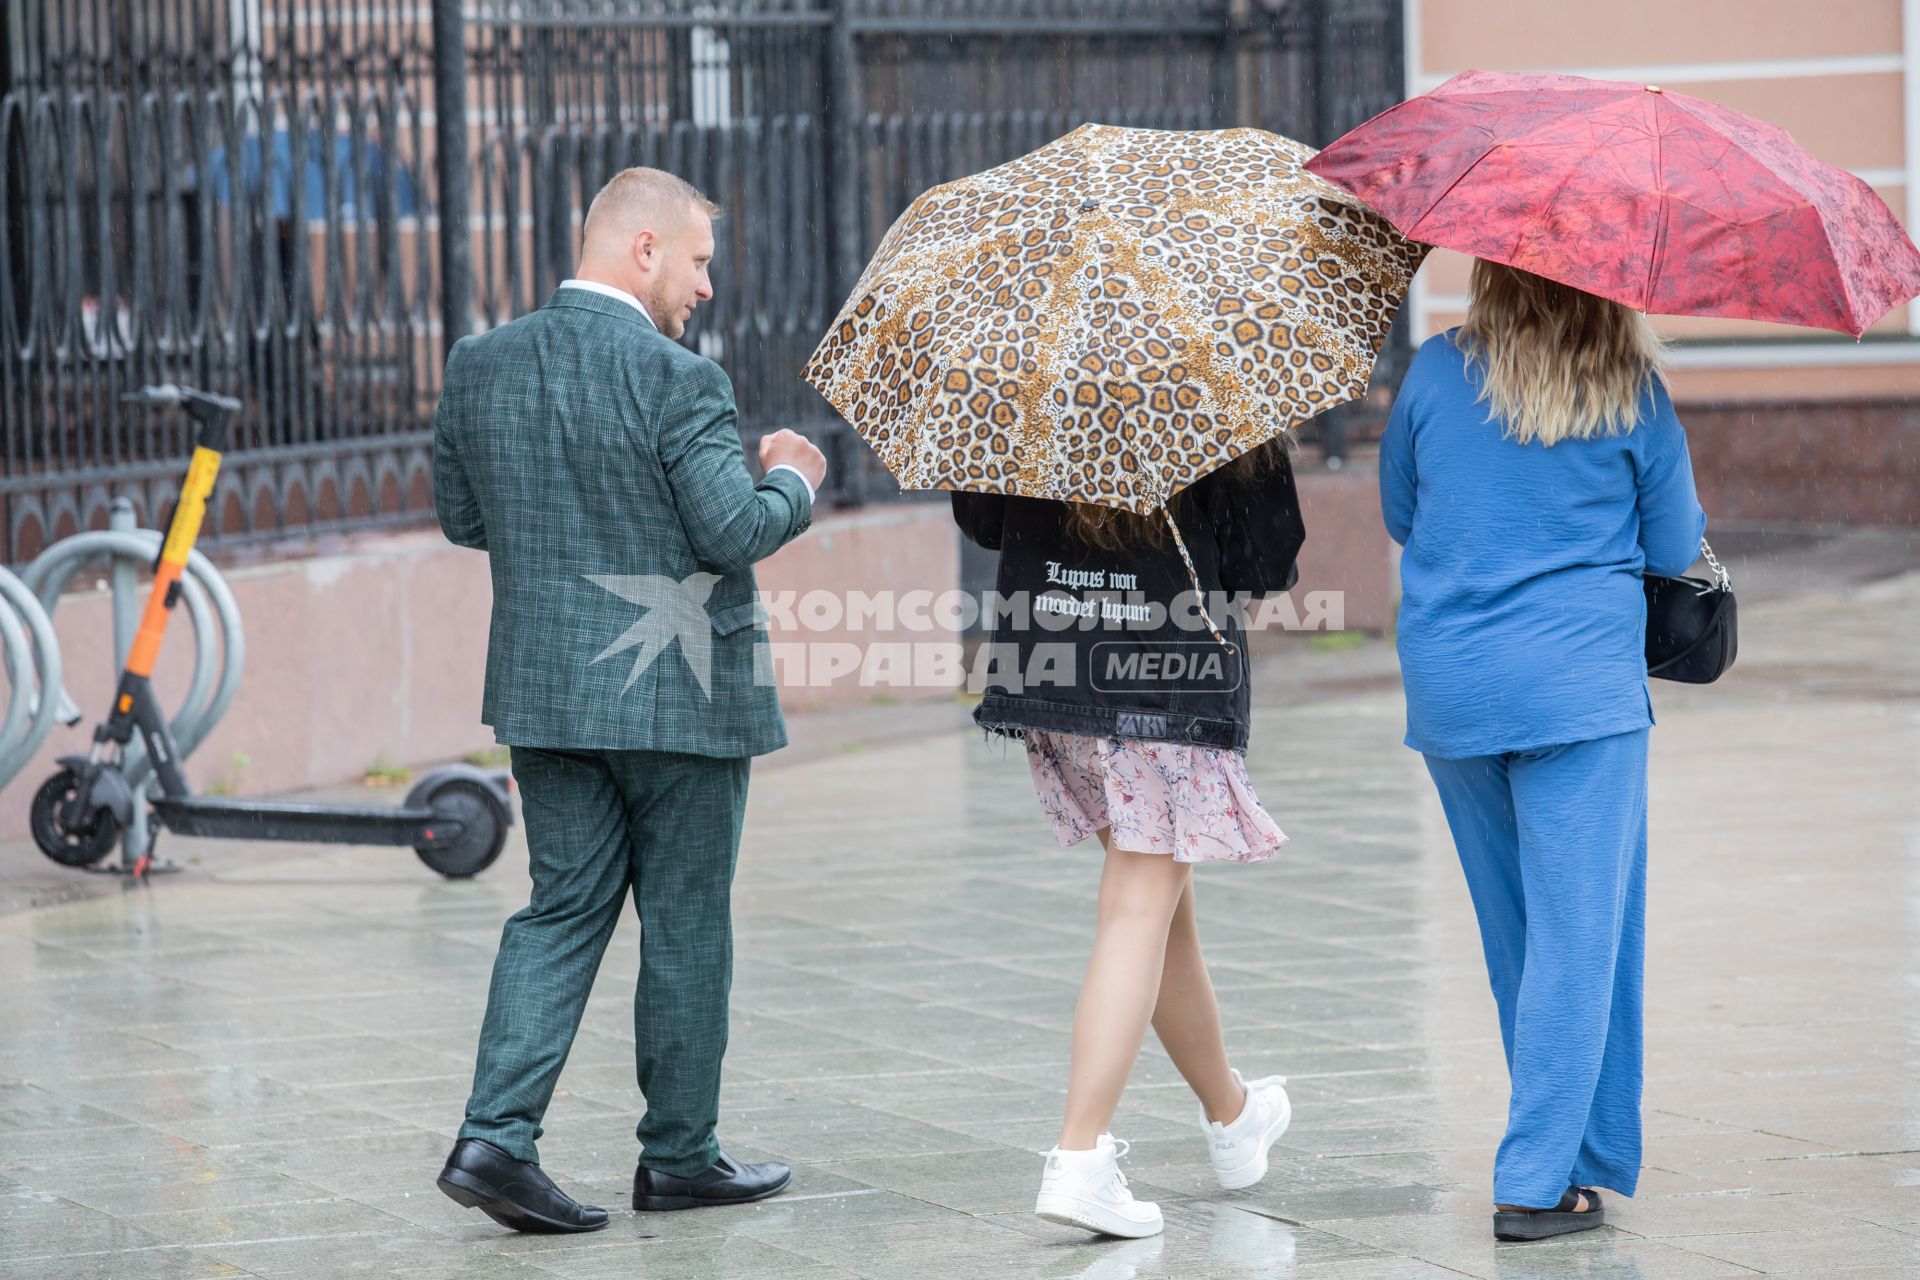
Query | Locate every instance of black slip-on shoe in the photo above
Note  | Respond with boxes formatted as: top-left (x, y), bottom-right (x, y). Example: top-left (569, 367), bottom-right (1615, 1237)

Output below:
top-left (1494, 1186), bottom-right (1604, 1241)
top-left (437, 1138), bottom-right (609, 1234)
top-left (632, 1150), bottom-right (792, 1211)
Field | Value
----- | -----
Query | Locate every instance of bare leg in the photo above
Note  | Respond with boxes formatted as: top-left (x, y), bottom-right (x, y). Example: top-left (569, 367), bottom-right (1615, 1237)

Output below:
top-left (1058, 831), bottom-right (1191, 1150)
top-left (1150, 877), bottom-right (1245, 1125)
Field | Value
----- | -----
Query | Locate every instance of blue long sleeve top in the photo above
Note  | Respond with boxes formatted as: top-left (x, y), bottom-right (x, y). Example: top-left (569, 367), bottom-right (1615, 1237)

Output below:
top-left (1380, 331), bottom-right (1707, 760)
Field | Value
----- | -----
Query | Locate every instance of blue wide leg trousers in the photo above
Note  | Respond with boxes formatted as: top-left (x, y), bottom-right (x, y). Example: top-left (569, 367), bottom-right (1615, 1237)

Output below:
top-left (1423, 728), bottom-right (1648, 1207)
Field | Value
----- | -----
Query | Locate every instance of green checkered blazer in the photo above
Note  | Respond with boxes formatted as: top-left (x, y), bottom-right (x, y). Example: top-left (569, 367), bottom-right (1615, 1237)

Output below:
top-left (432, 288), bottom-right (812, 756)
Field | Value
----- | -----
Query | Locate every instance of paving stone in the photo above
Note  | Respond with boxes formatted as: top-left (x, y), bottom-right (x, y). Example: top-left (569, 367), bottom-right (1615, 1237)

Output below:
top-left (0, 569), bottom-right (1914, 1277)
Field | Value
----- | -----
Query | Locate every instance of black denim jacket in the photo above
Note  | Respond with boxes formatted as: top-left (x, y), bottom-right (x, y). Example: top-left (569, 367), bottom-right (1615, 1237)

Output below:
top-left (952, 448), bottom-right (1305, 752)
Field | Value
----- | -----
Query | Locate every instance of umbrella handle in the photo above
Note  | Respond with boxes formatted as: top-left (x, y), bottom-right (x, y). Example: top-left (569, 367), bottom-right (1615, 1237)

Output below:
top-left (1161, 508), bottom-right (1238, 657)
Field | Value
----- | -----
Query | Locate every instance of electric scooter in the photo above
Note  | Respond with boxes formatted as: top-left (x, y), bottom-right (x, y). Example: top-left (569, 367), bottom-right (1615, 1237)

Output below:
top-left (29, 384), bottom-right (512, 880)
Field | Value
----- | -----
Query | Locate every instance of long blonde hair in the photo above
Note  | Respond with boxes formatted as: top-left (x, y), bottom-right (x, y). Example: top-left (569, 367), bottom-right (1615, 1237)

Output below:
top-left (1458, 261), bottom-right (1668, 446)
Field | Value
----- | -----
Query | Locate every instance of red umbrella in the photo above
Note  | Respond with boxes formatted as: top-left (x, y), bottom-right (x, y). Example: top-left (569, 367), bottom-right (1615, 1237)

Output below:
top-left (1303, 70), bottom-right (1920, 337)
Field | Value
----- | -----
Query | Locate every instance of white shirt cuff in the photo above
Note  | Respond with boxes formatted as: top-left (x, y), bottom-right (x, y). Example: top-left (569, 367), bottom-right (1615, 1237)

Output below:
top-left (766, 463), bottom-right (817, 504)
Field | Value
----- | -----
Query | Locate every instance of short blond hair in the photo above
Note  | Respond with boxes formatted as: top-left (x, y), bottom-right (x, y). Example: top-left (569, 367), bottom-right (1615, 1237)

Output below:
top-left (1458, 261), bottom-right (1668, 447)
top-left (583, 168), bottom-right (721, 242)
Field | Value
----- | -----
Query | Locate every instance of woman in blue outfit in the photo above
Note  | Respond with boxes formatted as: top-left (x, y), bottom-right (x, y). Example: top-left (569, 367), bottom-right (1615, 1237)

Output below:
top-left (1380, 261), bottom-right (1706, 1242)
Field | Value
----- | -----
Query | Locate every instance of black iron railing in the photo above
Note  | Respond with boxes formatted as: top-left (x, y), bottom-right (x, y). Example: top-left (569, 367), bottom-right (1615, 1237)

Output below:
top-left (2, 0), bottom-right (1405, 562)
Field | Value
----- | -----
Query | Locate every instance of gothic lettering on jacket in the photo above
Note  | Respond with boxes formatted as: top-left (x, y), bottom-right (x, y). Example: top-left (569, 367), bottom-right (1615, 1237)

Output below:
top-left (1044, 561), bottom-right (1141, 592)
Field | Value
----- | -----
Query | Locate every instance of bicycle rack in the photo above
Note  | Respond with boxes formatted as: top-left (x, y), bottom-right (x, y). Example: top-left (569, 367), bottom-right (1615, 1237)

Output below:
top-left (0, 566), bottom-right (63, 791)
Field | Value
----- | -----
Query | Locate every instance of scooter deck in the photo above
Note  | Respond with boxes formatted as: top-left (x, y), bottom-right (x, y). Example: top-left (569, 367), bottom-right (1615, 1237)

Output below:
top-left (151, 795), bottom-right (443, 846)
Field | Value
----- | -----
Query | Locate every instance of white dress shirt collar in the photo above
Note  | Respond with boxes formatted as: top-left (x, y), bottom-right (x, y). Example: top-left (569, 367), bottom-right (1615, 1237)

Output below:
top-left (558, 278), bottom-right (658, 330)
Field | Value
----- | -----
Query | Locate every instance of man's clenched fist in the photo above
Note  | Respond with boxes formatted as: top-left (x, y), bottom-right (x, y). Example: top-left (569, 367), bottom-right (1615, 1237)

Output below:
top-left (758, 429), bottom-right (828, 494)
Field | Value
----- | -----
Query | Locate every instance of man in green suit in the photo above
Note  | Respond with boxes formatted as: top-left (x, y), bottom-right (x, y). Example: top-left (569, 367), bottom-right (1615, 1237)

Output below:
top-left (432, 168), bottom-right (825, 1233)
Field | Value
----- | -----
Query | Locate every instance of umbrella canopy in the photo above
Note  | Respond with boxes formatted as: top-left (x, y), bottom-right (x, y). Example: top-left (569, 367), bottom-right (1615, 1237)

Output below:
top-left (805, 124), bottom-right (1425, 514)
top-left (1303, 70), bottom-right (1920, 337)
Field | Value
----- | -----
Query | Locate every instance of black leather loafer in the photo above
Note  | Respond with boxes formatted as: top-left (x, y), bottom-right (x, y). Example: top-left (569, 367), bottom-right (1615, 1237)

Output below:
top-left (1494, 1186), bottom-right (1604, 1242)
top-left (437, 1138), bottom-right (609, 1233)
top-left (632, 1150), bottom-right (792, 1211)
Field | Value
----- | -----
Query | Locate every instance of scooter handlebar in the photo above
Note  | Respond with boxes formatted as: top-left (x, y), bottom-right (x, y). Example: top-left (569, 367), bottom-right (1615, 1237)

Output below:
top-left (121, 385), bottom-right (240, 449)
top-left (122, 384), bottom-right (243, 419)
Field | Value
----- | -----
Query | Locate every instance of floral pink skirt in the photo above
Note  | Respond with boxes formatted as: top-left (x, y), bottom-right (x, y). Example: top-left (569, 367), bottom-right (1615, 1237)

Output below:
top-left (1024, 730), bottom-right (1287, 864)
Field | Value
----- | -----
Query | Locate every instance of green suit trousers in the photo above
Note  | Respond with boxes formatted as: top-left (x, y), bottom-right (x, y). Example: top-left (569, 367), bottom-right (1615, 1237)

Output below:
top-left (458, 746), bottom-right (749, 1177)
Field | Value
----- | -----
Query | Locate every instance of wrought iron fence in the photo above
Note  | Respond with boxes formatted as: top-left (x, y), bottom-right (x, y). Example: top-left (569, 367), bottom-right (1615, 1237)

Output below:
top-left (2, 0), bottom-right (1406, 562)
top-left (2, 0), bottom-right (440, 562)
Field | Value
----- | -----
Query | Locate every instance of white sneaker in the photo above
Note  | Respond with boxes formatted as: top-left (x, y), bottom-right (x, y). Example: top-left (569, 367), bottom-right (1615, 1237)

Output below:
top-left (1200, 1069), bottom-right (1292, 1191)
top-left (1034, 1134), bottom-right (1164, 1238)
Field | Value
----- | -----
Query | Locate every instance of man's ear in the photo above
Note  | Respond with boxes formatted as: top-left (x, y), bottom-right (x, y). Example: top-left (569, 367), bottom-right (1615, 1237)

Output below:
top-left (631, 228), bottom-right (658, 271)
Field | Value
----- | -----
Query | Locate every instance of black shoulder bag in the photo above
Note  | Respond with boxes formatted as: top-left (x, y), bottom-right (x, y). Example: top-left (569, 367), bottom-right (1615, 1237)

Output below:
top-left (1645, 538), bottom-right (1736, 684)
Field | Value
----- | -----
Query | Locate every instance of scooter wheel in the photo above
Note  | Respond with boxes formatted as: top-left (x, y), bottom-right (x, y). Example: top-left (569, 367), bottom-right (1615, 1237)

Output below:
top-left (413, 777), bottom-right (509, 878)
top-left (30, 768), bottom-right (121, 867)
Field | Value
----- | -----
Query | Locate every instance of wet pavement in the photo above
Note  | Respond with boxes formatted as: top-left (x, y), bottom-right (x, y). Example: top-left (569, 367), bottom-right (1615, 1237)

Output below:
top-left (2, 533), bottom-right (1917, 1279)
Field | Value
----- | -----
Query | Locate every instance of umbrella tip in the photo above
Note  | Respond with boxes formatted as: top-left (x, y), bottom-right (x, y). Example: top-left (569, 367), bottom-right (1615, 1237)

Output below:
top-left (1079, 198), bottom-right (1099, 212)
top-left (1645, 84), bottom-right (1663, 93)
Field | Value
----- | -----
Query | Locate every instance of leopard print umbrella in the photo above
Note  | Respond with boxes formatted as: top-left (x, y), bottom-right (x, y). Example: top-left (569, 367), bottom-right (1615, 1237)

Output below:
top-left (804, 123), bottom-right (1426, 517)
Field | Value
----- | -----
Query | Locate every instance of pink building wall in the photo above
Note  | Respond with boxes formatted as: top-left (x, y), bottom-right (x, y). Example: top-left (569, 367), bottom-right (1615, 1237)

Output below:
top-left (0, 503), bottom-right (963, 841)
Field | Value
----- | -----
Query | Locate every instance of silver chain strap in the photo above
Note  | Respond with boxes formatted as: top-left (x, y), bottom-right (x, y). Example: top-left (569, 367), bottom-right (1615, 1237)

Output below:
top-left (1699, 537), bottom-right (1731, 590)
